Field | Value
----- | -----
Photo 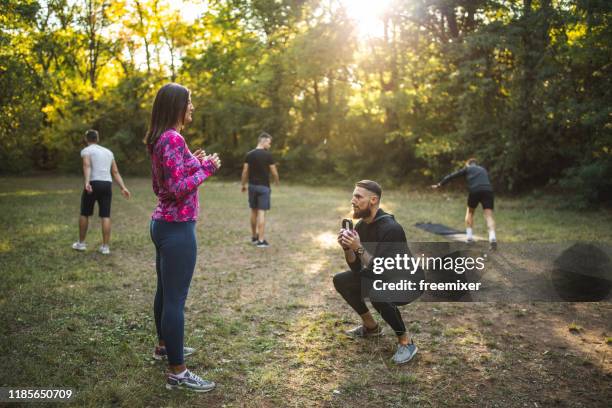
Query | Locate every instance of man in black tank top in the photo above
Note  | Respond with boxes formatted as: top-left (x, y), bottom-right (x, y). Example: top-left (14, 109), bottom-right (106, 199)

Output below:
top-left (432, 158), bottom-right (497, 250)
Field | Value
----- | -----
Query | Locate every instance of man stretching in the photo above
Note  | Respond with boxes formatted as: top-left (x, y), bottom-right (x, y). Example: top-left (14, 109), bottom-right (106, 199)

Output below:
top-left (432, 158), bottom-right (497, 250)
top-left (334, 180), bottom-right (422, 365)
top-left (72, 129), bottom-right (130, 254)
top-left (241, 132), bottom-right (279, 248)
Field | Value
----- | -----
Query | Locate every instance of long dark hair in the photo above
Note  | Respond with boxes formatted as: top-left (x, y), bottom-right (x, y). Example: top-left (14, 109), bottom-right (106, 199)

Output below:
top-left (143, 83), bottom-right (190, 149)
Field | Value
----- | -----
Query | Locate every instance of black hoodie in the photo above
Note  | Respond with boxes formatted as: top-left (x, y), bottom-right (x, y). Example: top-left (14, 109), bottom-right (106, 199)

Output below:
top-left (347, 209), bottom-right (419, 280)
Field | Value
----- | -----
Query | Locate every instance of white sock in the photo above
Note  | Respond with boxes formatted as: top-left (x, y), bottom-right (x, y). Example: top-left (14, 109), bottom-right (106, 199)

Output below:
top-left (173, 369), bottom-right (188, 378)
top-left (466, 228), bottom-right (473, 240)
top-left (489, 231), bottom-right (496, 242)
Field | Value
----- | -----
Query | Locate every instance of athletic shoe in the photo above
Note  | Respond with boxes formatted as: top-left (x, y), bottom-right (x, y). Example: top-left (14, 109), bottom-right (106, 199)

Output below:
top-left (166, 370), bottom-right (216, 393)
top-left (256, 240), bottom-right (270, 248)
top-left (344, 324), bottom-right (384, 339)
top-left (153, 346), bottom-right (196, 361)
top-left (72, 242), bottom-right (86, 251)
top-left (489, 240), bottom-right (497, 251)
top-left (251, 236), bottom-right (258, 244)
top-left (99, 245), bottom-right (110, 255)
top-left (466, 238), bottom-right (475, 245)
top-left (392, 340), bottom-right (418, 365)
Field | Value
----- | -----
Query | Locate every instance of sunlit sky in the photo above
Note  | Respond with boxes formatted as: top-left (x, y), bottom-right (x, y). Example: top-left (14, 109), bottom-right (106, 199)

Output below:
top-left (174, 0), bottom-right (393, 38)
top-left (341, 0), bottom-right (393, 38)
top-left (171, 0), bottom-right (206, 23)
top-left (128, 0), bottom-right (393, 71)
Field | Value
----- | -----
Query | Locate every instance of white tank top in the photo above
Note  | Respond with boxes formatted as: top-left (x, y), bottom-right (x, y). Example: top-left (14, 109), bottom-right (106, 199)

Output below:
top-left (80, 144), bottom-right (114, 182)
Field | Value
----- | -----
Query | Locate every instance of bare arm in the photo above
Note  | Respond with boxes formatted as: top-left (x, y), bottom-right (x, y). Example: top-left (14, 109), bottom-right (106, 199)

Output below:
top-left (343, 246), bottom-right (373, 267)
top-left (82, 156), bottom-right (92, 192)
top-left (241, 163), bottom-right (249, 192)
top-left (269, 164), bottom-right (279, 186)
top-left (111, 160), bottom-right (131, 199)
top-left (338, 229), bottom-right (360, 271)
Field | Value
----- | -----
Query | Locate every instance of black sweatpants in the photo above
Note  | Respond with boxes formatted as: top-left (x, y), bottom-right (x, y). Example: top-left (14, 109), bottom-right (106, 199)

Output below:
top-left (333, 270), bottom-right (407, 336)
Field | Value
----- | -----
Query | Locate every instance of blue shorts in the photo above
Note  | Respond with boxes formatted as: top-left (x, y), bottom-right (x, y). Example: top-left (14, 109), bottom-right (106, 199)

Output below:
top-left (248, 184), bottom-right (271, 210)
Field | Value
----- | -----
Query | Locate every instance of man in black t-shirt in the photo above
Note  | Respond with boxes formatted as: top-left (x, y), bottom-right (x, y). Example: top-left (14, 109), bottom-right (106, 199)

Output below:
top-left (241, 132), bottom-right (280, 247)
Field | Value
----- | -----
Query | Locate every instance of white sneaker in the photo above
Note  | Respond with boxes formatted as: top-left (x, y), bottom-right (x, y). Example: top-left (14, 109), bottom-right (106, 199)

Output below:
top-left (99, 245), bottom-right (110, 255)
top-left (72, 242), bottom-right (87, 251)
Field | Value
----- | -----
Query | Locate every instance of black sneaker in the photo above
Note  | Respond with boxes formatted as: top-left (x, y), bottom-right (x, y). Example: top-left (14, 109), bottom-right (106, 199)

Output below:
top-left (489, 241), bottom-right (497, 251)
top-left (256, 240), bottom-right (269, 248)
top-left (166, 370), bottom-right (216, 393)
top-left (251, 236), bottom-right (258, 244)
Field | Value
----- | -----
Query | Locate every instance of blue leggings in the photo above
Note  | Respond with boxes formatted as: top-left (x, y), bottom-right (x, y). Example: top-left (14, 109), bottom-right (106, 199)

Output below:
top-left (150, 220), bottom-right (197, 365)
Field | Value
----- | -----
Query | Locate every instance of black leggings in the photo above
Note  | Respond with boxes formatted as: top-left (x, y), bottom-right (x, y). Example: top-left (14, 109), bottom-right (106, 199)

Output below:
top-left (333, 270), bottom-right (406, 336)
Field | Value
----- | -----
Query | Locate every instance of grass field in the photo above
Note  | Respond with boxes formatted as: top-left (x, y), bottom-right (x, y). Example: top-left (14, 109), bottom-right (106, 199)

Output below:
top-left (1, 176), bottom-right (611, 407)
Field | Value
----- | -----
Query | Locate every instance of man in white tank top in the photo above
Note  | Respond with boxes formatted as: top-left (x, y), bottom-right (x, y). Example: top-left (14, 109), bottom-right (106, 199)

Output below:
top-left (72, 130), bottom-right (131, 254)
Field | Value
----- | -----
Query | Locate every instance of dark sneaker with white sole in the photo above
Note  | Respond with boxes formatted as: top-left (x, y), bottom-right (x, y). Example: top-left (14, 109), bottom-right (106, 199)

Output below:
top-left (153, 346), bottom-right (196, 361)
top-left (256, 240), bottom-right (270, 248)
top-left (392, 340), bottom-right (418, 365)
top-left (489, 240), bottom-right (497, 251)
top-left (251, 236), bottom-right (258, 244)
top-left (344, 324), bottom-right (384, 339)
top-left (166, 370), bottom-right (215, 392)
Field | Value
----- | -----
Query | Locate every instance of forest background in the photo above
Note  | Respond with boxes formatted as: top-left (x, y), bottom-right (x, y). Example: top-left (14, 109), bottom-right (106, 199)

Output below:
top-left (1, 0), bottom-right (610, 206)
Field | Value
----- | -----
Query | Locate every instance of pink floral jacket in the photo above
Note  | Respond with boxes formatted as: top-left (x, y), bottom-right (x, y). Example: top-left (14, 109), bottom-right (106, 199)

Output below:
top-left (150, 129), bottom-right (217, 222)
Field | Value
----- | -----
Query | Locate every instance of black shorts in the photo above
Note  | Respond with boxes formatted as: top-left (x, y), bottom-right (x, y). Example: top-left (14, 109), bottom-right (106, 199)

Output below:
top-left (467, 190), bottom-right (494, 210)
top-left (81, 181), bottom-right (112, 217)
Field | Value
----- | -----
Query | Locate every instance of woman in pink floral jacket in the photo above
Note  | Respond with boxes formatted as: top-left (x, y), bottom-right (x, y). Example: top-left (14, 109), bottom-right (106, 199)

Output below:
top-left (144, 83), bottom-right (221, 392)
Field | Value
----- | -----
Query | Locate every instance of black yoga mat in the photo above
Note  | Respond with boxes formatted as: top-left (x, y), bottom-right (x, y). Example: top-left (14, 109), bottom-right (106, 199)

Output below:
top-left (414, 222), bottom-right (463, 236)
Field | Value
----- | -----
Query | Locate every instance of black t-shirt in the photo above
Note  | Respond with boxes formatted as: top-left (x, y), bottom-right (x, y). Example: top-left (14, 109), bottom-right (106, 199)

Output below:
top-left (245, 149), bottom-right (274, 187)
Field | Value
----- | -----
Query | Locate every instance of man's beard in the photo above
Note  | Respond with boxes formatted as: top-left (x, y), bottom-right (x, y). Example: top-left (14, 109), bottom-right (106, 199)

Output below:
top-left (353, 204), bottom-right (372, 219)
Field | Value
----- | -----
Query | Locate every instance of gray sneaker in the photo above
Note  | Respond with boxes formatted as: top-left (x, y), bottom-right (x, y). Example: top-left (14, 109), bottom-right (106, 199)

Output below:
top-left (344, 324), bottom-right (384, 339)
top-left (153, 346), bottom-right (196, 361)
top-left (166, 370), bottom-right (216, 392)
top-left (392, 340), bottom-right (418, 365)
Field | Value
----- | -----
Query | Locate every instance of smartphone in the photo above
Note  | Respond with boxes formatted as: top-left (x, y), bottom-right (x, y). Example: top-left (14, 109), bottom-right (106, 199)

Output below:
top-left (342, 218), bottom-right (353, 231)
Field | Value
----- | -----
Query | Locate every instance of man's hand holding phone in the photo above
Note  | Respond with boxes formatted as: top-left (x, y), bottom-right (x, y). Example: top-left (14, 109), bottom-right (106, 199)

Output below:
top-left (340, 229), bottom-right (361, 252)
top-left (338, 229), bottom-right (350, 250)
top-left (338, 218), bottom-right (362, 252)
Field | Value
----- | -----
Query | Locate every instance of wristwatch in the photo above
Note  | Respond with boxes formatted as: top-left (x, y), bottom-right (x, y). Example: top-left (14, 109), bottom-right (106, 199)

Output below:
top-left (355, 246), bottom-right (365, 256)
